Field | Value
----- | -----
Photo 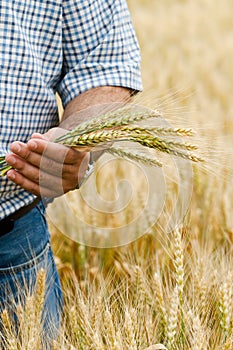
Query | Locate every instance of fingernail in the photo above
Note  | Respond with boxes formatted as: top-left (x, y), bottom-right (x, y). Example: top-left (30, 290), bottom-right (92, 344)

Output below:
top-left (28, 141), bottom-right (37, 150)
top-left (7, 170), bottom-right (15, 180)
top-left (11, 143), bottom-right (21, 153)
top-left (5, 155), bottom-right (16, 165)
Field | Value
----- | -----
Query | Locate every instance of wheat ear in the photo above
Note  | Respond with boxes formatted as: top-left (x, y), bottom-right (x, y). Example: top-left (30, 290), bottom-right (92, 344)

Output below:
top-left (103, 308), bottom-right (121, 350)
top-left (106, 147), bottom-right (163, 167)
top-left (166, 286), bottom-right (179, 348)
top-left (154, 272), bottom-right (167, 340)
top-left (55, 106), bottom-right (161, 143)
top-left (1, 309), bottom-right (18, 350)
top-left (219, 280), bottom-right (231, 339)
top-left (124, 308), bottom-right (137, 350)
top-left (58, 128), bottom-right (203, 163)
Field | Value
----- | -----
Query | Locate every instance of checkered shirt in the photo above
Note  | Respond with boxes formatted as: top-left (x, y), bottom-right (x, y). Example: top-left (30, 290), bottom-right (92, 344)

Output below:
top-left (0, 0), bottom-right (142, 220)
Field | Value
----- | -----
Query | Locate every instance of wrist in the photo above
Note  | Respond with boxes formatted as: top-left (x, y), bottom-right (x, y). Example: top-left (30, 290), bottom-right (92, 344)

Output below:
top-left (76, 152), bottom-right (94, 189)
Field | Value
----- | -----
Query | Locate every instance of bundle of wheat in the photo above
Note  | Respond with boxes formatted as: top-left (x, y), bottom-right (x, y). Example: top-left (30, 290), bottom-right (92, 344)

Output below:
top-left (0, 106), bottom-right (203, 177)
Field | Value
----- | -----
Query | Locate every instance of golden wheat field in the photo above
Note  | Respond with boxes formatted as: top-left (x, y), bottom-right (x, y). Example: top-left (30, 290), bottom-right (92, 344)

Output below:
top-left (2, 0), bottom-right (233, 349)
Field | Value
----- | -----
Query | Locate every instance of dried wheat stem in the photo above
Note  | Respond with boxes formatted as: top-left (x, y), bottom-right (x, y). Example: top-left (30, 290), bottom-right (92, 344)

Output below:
top-left (69, 306), bottom-right (80, 343)
top-left (59, 127), bottom-right (203, 163)
top-left (193, 259), bottom-right (207, 314)
top-left (58, 128), bottom-right (125, 146)
top-left (103, 308), bottom-right (120, 350)
top-left (172, 228), bottom-right (185, 348)
top-left (155, 127), bottom-right (195, 137)
top-left (223, 336), bottom-right (233, 350)
top-left (1, 309), bottom-right (12, 335)
top-left (55, 106), bottom-right (161, 142)
top-left (22, 295), bottom-right (36, 348)
top-left (188, 310), bottom-right (207, 350)
top-left (154, 273), bottom-right (167, 338)
top-left (0, 165), bottom-right (12, 176)
top-left (129, 133), bottom-right (203, 162)
top-left (143, 345), bottom-right (168, 350)
top-left (219, 281), bottom-right (231, 337)
top-left (166, 286), bottom-right (179, 348)
top-left (92, 332), bottom-right (105, 350)
top-left (121, 126), bottom-right (198, 150)
top-left (35, 269), bottom-right (46, 319)
top-left (91, 295), bottom-right (103, 331)
top-left (172, 229), bottom-right (184, 301)
top-left (1, 309), bottom-right (18, 350)
top-left (131, 133), bottom-right (198, 151)
top-left (26, 269), bottom-right (46, 349)
top-left (106, 147), bottom-right (163, 167)
top-left (69, 304), bottom-right (92, 347)
top-left (124, 308), bottom-right (137, 350)
top-left (69, 292), bottom-right (94, 348)
top-left (122, 125), bottom-right (195, 137)
top-left (133, 265), bottom-right (152, 306)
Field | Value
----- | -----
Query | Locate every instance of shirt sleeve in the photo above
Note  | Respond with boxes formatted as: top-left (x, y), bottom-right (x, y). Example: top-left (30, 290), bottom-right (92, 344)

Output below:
top-left (57, 0), bottom-right (143, 107)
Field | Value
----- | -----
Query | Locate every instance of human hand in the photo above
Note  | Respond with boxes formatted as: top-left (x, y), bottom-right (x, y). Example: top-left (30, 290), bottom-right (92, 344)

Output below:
top-left (5, 128), bottom-right (90, 197)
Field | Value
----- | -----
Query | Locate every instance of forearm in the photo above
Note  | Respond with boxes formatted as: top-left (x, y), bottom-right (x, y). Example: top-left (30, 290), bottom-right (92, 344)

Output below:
top-left (60, 86), bottom-right (131, 128)
top-left (60, 86), bottom-right (132, 161)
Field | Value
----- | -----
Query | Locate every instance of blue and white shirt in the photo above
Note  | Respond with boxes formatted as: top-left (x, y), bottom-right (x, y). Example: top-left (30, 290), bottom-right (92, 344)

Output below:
top-left (0, 0), bottom-right (142, 220)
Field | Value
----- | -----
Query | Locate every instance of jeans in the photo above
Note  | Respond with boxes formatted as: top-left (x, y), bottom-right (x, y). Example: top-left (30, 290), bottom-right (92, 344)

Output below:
top-left (0, 201), bottom-right (63, 348)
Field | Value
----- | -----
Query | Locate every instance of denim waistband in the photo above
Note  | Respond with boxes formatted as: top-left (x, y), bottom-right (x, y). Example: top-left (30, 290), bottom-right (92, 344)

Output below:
top-left (0, 200), bottom-right (50, 269)
top-left (0, 197), bottom-right (41, 237)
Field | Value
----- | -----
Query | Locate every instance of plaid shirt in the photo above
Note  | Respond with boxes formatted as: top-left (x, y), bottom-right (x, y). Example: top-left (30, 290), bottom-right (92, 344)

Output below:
top-left (0, 0), bottom-right (142, 220)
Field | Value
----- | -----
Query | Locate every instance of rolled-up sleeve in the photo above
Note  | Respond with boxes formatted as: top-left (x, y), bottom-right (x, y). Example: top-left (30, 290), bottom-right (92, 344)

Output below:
top-left (57, 0), bottom-right (142, 107)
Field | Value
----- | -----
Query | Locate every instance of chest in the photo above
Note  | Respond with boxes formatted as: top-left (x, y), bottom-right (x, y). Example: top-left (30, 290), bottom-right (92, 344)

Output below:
top-left (0, 0), bottom-right (62, 78)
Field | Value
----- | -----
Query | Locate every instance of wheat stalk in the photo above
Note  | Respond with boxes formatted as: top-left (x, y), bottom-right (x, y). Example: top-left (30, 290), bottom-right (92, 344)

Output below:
top-left (103, 308), bottom-right (121, 350)
top-left (1, 309), bottom-right (18, 350)
top-left (55, 105), bottom-right (162, 143)
top-left (154, 272), bottom-right (167, 340)
top-left (106, 147), bottom-right (163, 167)
top-left (172, 229), bottom-right (184, 303)
top-left (124, 308), bottom-right (137, 350)
top-left (34, 269), bottom-right (46, 320)
top-left (219, 281), bottom-right (231, 338)
top-left (119, 125), bottom-right (195, 138)
top-left (166, 286), bottom-right (179, 348)
top-left (0, 156), bottom-right (12, 176)
top-left (143, 346), bottom-right (168, 350)
top-left (58, 128), bottom-right (203, 164)
top-left (191, 313), bottom-right (207, 350)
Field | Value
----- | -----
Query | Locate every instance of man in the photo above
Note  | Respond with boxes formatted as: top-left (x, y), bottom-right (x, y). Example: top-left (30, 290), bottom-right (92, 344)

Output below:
top-left (0, 0), bottom-right (142, 345)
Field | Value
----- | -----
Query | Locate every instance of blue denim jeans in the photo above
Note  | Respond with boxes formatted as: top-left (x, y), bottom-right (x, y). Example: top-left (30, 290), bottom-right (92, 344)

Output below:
top-left (0, 201), bottom-right (63, 347)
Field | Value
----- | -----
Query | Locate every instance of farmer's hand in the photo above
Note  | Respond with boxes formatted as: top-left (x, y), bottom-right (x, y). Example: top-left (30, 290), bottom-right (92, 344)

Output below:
top-left (5, 128), bottom-right (90, 197)
top-left (5, 87), bottom-right (131, 197)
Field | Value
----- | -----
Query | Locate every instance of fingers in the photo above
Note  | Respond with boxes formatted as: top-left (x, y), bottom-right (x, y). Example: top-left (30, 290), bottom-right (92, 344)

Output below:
top-left (7, 155), bottom-right (64, 188)
top-left (27, 138), bottom-right (85, 165)
top-left (8, 138), bottom-right (84, 166)
top-left (5, 129), bottom-right (90, 197)
top-left (6, 155), bottom-right (81, 196)
top-left (6, 147), bottom-right (75, 177)
top-left (7, 169), bottom-right (65, 197)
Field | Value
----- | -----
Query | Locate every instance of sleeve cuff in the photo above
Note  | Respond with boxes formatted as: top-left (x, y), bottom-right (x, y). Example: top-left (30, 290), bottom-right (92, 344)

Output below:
top-left (57, 64), bottom-right (143, 108)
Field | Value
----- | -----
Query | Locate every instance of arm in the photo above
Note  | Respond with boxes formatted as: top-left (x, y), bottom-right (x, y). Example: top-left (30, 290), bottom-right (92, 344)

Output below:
top-left (5, 86), bottom-right (131, 197)
top-left (61, 86), bottom-right (130, 122)
top-left (6, 0), bottom-right (142, 197)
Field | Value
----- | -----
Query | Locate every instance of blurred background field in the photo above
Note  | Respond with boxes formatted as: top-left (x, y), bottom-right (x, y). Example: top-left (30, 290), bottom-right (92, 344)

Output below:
top-left (49, 0), bottom-right (233, 348)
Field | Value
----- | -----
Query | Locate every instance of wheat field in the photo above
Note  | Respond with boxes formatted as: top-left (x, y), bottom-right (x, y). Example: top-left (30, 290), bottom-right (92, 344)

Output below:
top-left (1, 0), bottom-right (233, 349)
